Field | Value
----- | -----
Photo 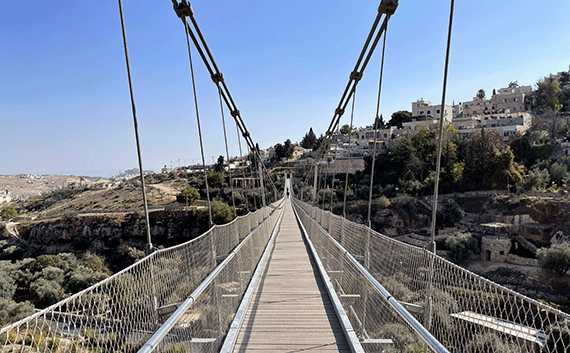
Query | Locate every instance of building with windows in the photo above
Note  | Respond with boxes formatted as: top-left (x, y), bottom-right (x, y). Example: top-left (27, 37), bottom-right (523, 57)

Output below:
top-left (453, 112), bottom-right (532, 140)
top-left (411, 98), bottom-right (458, 119)
top-left (463, 85), bottom-right (532, 117)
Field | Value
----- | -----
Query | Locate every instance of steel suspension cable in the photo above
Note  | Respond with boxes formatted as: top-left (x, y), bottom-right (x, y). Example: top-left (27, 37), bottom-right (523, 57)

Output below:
top-left (183, 17), bottom-right (213, 226)
top-left (430, 0), bottom-right (455, 254)
top-left (342, 89), bottom-right (357, 217)
top-left (236, 124), bottom-right (249, 212)
top-left (329, 124), bottom-right (341, 210)
top-left (426, 0), bottom-right (456, 334)
top-left (367, 19), bottom-right (389, 228)
top-left (218, 87), bottom-right (236, 217)
top-left (117, 0), bottom-right (153, 253)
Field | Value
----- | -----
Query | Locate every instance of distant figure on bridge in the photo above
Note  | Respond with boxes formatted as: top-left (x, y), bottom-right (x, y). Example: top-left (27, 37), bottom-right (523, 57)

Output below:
top-left (286, 187), bottom-right (290, 198)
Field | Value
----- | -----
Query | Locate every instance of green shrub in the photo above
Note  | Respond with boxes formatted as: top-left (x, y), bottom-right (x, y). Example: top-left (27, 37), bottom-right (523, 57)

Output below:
top-left (537, 243), bottom-right (570, 276)
top-left (545, 319), bottom-right (570, 352)
top-left (436, 199), bottom-right (464, 228)
top-left (0, 298), bottom-right (34, 326)
top-left (0, 207), bottom-right (18, 220)
top-left (445, 232), bottom-right (479, 263)
top-left (176, 187), bottom-right (200, 205)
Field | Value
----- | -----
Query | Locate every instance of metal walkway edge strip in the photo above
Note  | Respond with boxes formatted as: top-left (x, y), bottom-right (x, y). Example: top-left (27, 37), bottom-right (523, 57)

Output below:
top-left (291, 203), bottom-right (365, 353)
top-left (138, 199), bottom-right (286, 353)
top-left (219, 201), bottom-right (286, 352)
top-left (293, 199), bottom-right (449, 353)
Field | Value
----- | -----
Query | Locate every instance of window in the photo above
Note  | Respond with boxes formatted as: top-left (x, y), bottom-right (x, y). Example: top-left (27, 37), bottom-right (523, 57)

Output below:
top-left (384, 133), bottom-right (388, 138)
top-left (500, 251), bottom-right (505, 255)
top-left (427, 110), bottom-right (431, 115)
top-left (420, 111), bottom-right (424, 115)
top-left (514, 97), bottom-right (517, 102)
top-left (436, 109), bottom-right (440, 113)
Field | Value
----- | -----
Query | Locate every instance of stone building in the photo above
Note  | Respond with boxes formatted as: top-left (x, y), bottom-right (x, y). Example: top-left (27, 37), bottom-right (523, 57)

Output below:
top-left (463, 84), bottom-right (533, 117)
top-left (481, 236), bottom-right (512, 262)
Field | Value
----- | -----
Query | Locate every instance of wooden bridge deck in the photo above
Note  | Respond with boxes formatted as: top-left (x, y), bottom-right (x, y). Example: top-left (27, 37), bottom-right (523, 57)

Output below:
top-left (233, 198), bottom-right (351, 353)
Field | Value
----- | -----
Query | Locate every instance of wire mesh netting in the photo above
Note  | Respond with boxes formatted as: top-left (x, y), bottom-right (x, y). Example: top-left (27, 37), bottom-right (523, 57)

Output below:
top-left (293, 199), bottom-right (570, 353)
top-left (0, 200), bottom-right (283, 353)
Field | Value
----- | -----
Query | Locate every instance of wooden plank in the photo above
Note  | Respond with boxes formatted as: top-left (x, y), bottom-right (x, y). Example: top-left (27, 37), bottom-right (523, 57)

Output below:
top-left (232, 200), bottom-right (351, 352)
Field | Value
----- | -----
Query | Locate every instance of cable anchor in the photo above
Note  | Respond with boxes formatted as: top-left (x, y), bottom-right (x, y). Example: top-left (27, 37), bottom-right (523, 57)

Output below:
top-left (378, 0), bottom-right (398, 15)
top-left (172, 0), bottom-right (193, 18)
top-left (211, 73), bottom-right (224, 84)
top-left (350, 71), bottom-right (363, 82)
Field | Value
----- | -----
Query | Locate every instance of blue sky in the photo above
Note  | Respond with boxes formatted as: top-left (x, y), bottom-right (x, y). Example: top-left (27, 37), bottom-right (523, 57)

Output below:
top-left (1, 0), bottom-right (569, 177)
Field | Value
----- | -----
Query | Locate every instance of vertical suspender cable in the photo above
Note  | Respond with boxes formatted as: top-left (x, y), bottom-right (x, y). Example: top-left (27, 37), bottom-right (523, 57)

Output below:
top-left (236, 124), bottom-right (249, 212)
top-left (342, 89), bottom-right (357, 217)
top-left (367, 19), bottom-right (389, 228)
top-left (218, 87), bottom-right (236, 217)
top-left (330, 125), bottom-right (341, 210)
top-left (117, 0), bottom-right (153, 253)
top-left (426, 0), bottom-right (456, 334)
top-left (183, 18), bottom-right (213, 227)
top-left (430, 0), bottom-right (455, 254)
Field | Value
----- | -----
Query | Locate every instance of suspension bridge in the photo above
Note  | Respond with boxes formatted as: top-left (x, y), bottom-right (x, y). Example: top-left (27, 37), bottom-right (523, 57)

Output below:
top-left (2, 0), bottom-right (570, 352)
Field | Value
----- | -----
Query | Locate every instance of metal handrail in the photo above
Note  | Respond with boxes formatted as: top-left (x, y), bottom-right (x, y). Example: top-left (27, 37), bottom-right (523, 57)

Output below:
top-left (292, 198), bottom-right (449, 353)
top-left (138, 198), bottom-right (285, 353)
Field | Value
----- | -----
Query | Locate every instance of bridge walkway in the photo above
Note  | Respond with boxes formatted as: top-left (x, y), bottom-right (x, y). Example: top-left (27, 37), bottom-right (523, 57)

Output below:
top-left (232, 198), bottom-right (350, 352)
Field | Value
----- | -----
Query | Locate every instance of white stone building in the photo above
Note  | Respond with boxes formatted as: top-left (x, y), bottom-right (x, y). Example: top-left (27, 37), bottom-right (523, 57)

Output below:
top-left (463, 85), bottom-right (533, 117)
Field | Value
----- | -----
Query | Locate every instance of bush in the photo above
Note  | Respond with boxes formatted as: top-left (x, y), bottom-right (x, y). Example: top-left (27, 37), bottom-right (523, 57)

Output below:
top-left (0, 207), bottom-right (18, 220)
top-left (199, 200), bottom-right (234, 226)
top-left (0, 298), bottom-right (34, 326)
top-left (545, 319), bottom-right (570, 352)
top-left (466, 332), bottom-right (519, 353)
top-left (207, 172), bottom-right (224, 188)
top-left (176, 187), bottom-right (200, 205)
top-left (436, 199), bottom-right (464, 228)
top-left (66, 265), bottom-right (108, 293)
top-left (537, 243), bottom-right (570, 276)
top-left (29, 277), bottom-right (65, 307)
top-left (445, 232), bottom-right (479, 263)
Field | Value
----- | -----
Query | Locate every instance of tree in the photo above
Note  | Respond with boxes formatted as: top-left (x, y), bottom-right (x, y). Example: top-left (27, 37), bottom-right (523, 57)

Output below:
top-left (476, 89), bottom-right (486, 100)
top-left (436, 199), bottom-right (464, 227)
top-left (300, 127), bottom-right (318, 150)
top-left (445, 232), bottom-right (479, 263)
top-left (340, 124), bottom-right (353, 135)
top-left (274, 139), bottom-right (294, 160)
top-left (373, 114), bottom-right (386, 129)
top-left (0, 207), bottom-right (17, 221)
top-left (214, 155), bottom-right (225, 173)
top-left (387, 110), bottom-right (412, 128)
top-left (176, 187), bottom-right (200, 205)
top-left (535, 78), bottom-right (562, 113)
top-left (207, 172), bottom-right (224, 188)
top-left (209, 200), bottom-right (234, 224)
top-left (537, 243), bottom-right (570, 276)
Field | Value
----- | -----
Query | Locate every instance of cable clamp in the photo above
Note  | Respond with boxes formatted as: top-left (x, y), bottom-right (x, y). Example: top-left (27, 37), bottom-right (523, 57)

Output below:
top-left (335, 108), bottom-right (345, 116)
top-left (211, 73), bottom-right (224, 84)
top-left (172, 0), bottom-right (193, 18)
top-left (231, 110), bottom-right (240, 118)
top-left (378, 0), bottom-right (398, 15)
top-left (350, 71), bottom-right (363, 82)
